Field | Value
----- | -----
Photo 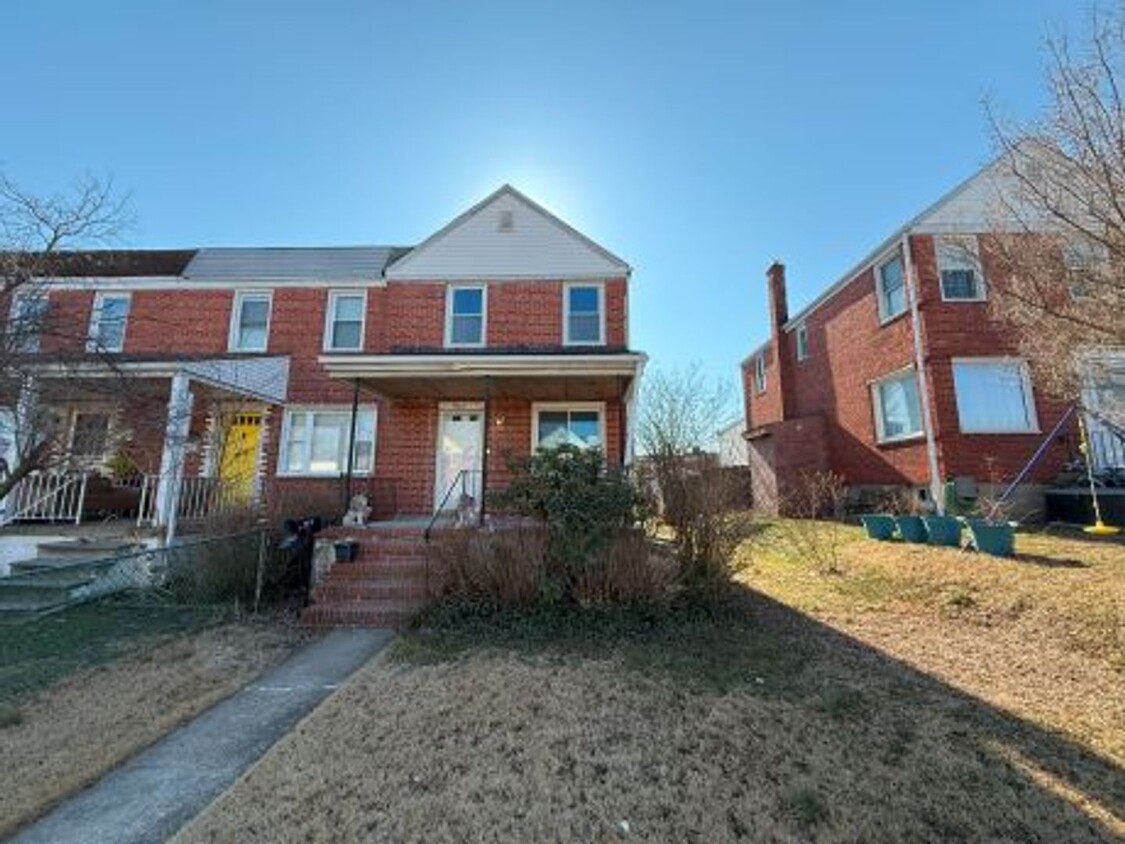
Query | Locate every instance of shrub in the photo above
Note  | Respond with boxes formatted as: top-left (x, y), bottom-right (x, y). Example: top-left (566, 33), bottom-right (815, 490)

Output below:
top-left (494, 445), bottom-right (644, 576)
top-left (430, 527), bottom-right (548, 609)
top-left (571, 529), bottom-right (678, 607)
top-left (775, 471), bottom-right (848, 575)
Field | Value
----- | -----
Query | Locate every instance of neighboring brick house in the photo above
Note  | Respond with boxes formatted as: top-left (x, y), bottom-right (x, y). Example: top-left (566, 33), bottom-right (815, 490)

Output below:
top-left (4, 185), bottom-right (645, 531)
top-left (740, 163), bottom-right (1093, 518)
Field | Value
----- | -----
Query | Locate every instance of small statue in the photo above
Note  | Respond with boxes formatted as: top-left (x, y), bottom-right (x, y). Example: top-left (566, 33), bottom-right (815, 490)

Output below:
top-left (342, 493), bottom-right (371, 527)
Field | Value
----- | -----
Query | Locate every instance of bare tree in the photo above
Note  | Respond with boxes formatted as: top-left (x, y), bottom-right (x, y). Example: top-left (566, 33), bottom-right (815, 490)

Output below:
top-left (984, 7), bottom-right (1125, 411)
top-left (0, 172), bottom-right (134, 500)
top-left (637, 363), bottom-right (749, 589)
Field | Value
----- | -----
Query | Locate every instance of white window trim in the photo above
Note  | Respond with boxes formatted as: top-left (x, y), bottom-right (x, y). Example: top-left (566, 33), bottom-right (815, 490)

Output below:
top-left (531, 401), bottom-right (607, 451)
top-left (951, 357), bottom-right (1040, 434)
top-left (795, 323), bottom-right (809, 362)
top-left (875, 249), bottom-right (909, 325)
top-left (276, 404), bottom-right (378, 478)
top-left (563, 281), bottom-right (606, 346)
top-left (323, 289), bottom-right (368, 352)
top-left (444, 284), bottom-right (487, 349)
top-left (228, 290), bottom-right (273, 353)
top-left (936, 236), bottom-right (988, 303)
top-left (870, 365), bottom-right (925, 445)
top-left (87, 292), bottom-right (131, 353)
top-left (68, 406), bottom-right (116, 466)
top-left (754, 354), bottom-right (767, 394)
top-left (9, 291), bottom-right (48, 353)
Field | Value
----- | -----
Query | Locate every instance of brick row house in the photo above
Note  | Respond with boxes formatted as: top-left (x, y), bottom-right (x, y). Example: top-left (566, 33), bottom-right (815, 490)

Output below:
top-left (741, 159), bottom-right (1123, 519)
top-left (2, 186), bottom-right (645, 536)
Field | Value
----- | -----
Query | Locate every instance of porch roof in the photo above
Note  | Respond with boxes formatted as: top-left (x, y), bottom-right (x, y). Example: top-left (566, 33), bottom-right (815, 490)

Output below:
top-left (23, 354), bottom-right (290, 404)
top-left (317, 352), bottom-right (646, 400)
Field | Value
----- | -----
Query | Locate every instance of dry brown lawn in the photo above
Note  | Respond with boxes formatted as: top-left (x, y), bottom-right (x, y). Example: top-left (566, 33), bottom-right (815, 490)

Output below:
top-left (0, 616), bottom-right (306, 837)
top-left (175, 524), bottom-right (1124, 843)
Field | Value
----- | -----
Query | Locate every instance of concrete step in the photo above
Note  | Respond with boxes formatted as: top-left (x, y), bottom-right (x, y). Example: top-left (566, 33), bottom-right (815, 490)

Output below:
top-left (10, 556), bottom-right (121, 579)
top-left (326, 559), bottom-right (432, 579)
top-left (0, 580), bottom-right (81, 606)
top-left (0, 600), bottom-right (68, 621)
top-left (36, 539), bottom-right (141, 559)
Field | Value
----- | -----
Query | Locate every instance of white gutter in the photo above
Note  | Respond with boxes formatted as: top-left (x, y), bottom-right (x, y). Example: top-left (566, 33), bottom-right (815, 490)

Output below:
top-left (901, 232), bottom-right (945, 514)
top-left (318, 352), bottom-right (647, 379)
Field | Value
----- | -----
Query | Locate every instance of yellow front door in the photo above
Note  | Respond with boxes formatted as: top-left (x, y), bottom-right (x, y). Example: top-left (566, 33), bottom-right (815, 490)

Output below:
top-left (218, 412), bottom-right (262, 502)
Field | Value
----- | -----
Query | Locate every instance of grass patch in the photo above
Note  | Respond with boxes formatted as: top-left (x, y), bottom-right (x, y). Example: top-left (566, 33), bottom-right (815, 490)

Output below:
top-left (0, 702), bottom-right (22, 729)
top-left (0, 599), bottom-right (231, 702)
top-left (781, 783), bottom-right (829, 826)
top-left (401, 595), bottom-right (814, 695)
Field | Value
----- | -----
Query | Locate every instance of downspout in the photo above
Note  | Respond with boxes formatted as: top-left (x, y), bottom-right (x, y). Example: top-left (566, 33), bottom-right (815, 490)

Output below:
top-left (901, 232), bottom-right (945, 514)
top-left (479, 376), bottom-right (491, 525)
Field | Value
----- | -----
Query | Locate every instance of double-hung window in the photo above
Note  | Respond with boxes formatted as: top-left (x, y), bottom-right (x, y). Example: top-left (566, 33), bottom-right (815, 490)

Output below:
top-left (325, 291), bottom-right (365, 351)
top-left (71, 412), bottom-right (111, 461)
top-left (279, 407), bottom-right (376, 476)
top-left (795, 323), bottom-right (809, 361)
top-left (533, 404), bottom-right (603, 451)
top-left (876, 252), bottom-right (907, 322)
top-left (952, 358), bottom-right (1038, 433)
top-left (446, 286), bottom-right (485, 347)
top-left (9, 293), bottom-right (49, 353)
top-left (229, 291), bottom-right (272, 352)
top-left (753, 353), bottom-right (767, 393)
top-left (871, 368), bottom-right (923, 443)
top-left (564, 284), bottom-right (604, 345)
top-left (936, 236), bottom-right (986, 301)
top-left (88, 293), bottom-right (130, 352)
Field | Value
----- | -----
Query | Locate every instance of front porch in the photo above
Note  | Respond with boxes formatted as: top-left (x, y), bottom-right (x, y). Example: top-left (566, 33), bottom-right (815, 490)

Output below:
top-left (1, 356), bottom-right (290, 539)
top-left (318, 351), bottom-right (645, 520)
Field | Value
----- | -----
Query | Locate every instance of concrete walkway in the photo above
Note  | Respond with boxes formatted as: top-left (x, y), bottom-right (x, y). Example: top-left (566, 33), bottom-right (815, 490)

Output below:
top-left (12, 628), bottom-right (394, 844)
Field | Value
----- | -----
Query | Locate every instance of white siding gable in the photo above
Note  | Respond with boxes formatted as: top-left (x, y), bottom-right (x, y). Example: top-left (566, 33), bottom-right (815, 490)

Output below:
top-left (385, 186), bottom-right (630, 281)
top-left (914, 155), bottom-right (1045, 234)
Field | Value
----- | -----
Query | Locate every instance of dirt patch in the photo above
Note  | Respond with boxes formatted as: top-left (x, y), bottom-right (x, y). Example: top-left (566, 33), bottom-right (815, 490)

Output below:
top-left (0, 618), bottom-right (307, 838)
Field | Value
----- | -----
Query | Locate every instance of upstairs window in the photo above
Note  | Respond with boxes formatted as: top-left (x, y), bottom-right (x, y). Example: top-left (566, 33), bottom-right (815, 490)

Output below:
top-left (754, 353), bottom-right (767, 393)
top-left (8, 292), bottom-right (49, 353)
top-left (446, 286), bottom-right (486, 347)
top-left (937, 236), bottom-right (986, 301)
top-left (952, 358), bottom-right (1038, 433)
top-left (872, 368), bottom-right (922, 443)
top-left (326, 291), bottom-right (365, 351)
top-left (795, 323), bottom-right (809, 361)
top-left (88, 293), bottom-right (130, 353)
top-left (1062, 237), bottom-right (1109, 301)
top-left (876, 252), bottom-right (907, 322)
top-left (564, 284), bottom-right (604, 345)
top-left (229, 291), bottom-right (271, 352)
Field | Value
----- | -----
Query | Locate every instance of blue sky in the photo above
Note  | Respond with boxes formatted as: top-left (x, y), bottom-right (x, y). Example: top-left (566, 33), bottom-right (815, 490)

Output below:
top-left (0, 0), bottom-right (1089, 390)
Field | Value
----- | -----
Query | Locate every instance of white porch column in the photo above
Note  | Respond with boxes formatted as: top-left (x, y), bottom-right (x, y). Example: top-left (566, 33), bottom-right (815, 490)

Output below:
top-left (155, 372), bottom-right (194, 541)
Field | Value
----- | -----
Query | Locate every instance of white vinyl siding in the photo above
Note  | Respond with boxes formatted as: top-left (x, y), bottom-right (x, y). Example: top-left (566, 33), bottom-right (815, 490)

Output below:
top-left (532, 403), bottom-right (605, 451)
top-left (952, 359), bottom-right (1038, 433)
top-left (445, 285), bottom-right (486, 347)
top-left (88, 293), bottom-right (130, 352)
top-left (325, 291), bottom-right (366, 351)
top-left (936, 236), bottom-right (986, 301)
top-left (229, 291), bottom-right (272, 352)
top-left (564, 283), bottom-right (604, 346)
top-left (278, 407), bottom-right (376, 476)
top-left (876, 252), bottom-right (908, 323)
top-left (872, 368), bottom-right (923, 443)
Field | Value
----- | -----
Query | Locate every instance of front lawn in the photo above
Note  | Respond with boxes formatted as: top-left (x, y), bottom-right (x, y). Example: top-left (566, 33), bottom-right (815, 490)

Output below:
top-left (0, 601), bottom-right (308, 837)
top-left (175, 522), bottom-right (1124, 843)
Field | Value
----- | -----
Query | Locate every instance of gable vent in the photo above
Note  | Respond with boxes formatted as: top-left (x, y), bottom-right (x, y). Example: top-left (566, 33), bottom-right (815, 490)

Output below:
top-left (498, 209), bottom-right (514, 231)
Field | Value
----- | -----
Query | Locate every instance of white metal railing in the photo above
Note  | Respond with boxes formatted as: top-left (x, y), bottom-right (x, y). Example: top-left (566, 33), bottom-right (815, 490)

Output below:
top-left (1, 470), bottom-right (89, 526)
top-left (137, 474), bottom-right (255, 529)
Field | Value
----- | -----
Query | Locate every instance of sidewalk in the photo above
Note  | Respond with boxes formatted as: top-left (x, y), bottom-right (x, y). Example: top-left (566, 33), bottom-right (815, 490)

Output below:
top-left (11, 628), bottom-right (393, 844)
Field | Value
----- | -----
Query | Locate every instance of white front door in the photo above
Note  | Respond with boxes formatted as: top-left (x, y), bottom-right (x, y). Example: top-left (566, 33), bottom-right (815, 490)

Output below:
top-left (434, 406), bottom-right (484, 511)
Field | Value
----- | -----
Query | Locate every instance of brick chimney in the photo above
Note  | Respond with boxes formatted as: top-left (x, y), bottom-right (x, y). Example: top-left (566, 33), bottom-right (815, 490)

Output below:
top-left (765, 261), bottom-right (794, 420)
top-left (767, 261), bottom-right (789, 330)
